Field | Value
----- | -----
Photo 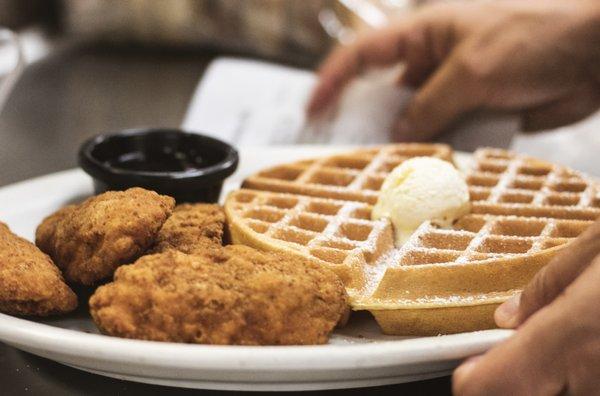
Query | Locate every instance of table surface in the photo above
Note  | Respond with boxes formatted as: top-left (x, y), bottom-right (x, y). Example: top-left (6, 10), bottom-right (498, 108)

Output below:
top-left (0, 43), bottom-right (455, 395)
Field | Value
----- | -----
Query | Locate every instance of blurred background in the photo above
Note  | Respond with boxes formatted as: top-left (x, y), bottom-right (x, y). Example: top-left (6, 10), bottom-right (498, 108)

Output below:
top-left (0, 0), bottom-right (419, 65)
top-left (0, 0), bottom-right (598, 187)
top-left (0, 0), bottom-right (423, 186)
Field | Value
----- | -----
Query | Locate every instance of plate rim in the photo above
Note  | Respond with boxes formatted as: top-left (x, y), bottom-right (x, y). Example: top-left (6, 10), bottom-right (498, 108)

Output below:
top-left (0, 312), bottom-right (512, 370)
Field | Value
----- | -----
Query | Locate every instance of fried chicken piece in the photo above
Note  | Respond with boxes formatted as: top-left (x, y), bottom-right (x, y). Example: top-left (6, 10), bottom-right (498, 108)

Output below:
top-left (36, 188), bottom-right (175, 285)
top-left (0, 222), bottom-right (77, 316)
top-left (35, 205), bottom-right (76, 255)
top-left (90, 245), bottom-right (349, 345)
top-left (150, 204), bottom-right (225, 254)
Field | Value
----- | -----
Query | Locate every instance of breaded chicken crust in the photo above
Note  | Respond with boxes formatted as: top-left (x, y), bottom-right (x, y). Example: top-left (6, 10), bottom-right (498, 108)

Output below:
top-left (151, 204), bottom-right (225, 254)
top-left (35, 205), bottom-right (76, 255)
top-left (36, 188), bottom-right (175, 285)
top-left (0, 222), bottom-right (77, 316)
top-left (90, 246), bottom-right (349, 345)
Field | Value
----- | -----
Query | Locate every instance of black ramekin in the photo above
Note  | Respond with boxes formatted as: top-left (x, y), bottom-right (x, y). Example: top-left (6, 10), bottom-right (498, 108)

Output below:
top-left (78, 128), bottom-right (239, 203)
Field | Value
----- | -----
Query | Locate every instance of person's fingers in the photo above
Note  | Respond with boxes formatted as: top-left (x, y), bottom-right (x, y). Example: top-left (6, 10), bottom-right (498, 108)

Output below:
top-left (308, 1), bottom-right (467, 117)
top-left (453, 297), bottom-right (568, 395)
top-left (522, 84), bottom-right (600, 131)
top-left (455, 255), bottom-right (600, 396)
top-left (495, 219), bottom-right (600, 329)
top-left (397, 27), bottom-right (435, 89)
top-left (394, 50), bottom-right (481, 141)
top-left (307, 24), bottom-right (411, 117)
top-left (496, 220), bottom-right (600, 328)
top-left (397, 14), bottom-right (458, 89)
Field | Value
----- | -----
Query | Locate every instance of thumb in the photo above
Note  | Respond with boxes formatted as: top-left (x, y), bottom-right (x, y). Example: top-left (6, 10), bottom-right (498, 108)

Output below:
top-left (495, 219), bottom-right (600, 328)
top-left (394, 52), bottom-right (481, 141)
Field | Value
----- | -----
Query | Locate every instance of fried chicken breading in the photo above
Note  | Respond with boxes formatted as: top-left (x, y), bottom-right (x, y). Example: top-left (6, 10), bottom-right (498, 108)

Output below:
top-left (36, 188), bottom-right (175, 285)
top-left (0, 222), bottom-right (77, 316)
top-left (150, 204), bottom-right (225, 254)
top-left (90, 245), bottom-right (349, 345)
top-left (35, 205), bottom-right (76, 255)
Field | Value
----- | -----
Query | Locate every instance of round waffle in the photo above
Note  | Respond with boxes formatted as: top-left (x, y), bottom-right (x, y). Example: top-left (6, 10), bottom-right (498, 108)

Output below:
top-left (224, 145), bottom-right (600, 335)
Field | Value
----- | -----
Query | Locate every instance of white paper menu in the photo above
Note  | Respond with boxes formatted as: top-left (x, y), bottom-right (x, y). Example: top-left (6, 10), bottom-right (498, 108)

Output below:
top-left (182, 57), bottom-right (599, 175)
top-left (182, 57), bottom-right (413, 146)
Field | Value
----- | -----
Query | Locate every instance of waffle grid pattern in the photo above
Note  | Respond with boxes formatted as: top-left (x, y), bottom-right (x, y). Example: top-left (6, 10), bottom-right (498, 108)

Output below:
top-left (468, 149), bottom-right (599, 221)
top-left (226, 145), bottom-right (600, 330)
top-left (389, 148), bottom-right (600, 268)
top-left (237, 147), bottom-right (600, 271)
top-left (390, 214), bottom-right (592, 267)
top-left (228, 190), bottom-right (389, 270)
top-left (244, 144), bottom-right (452, 205)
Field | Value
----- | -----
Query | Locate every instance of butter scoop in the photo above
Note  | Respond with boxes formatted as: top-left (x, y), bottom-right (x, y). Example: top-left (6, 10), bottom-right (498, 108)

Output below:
top-left (372, 157), bottom-right (471, 246)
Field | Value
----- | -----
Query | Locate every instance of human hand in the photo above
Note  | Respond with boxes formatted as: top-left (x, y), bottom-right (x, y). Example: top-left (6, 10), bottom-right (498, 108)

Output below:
top-left (307, 1), bottom-right (600, 141)
top-left (452, 219), bottom-right (600, 395)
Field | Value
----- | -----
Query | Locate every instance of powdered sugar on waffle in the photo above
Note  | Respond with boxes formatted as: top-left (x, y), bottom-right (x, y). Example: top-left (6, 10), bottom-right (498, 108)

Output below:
top-left (227, 146), bottom-right (600, 312)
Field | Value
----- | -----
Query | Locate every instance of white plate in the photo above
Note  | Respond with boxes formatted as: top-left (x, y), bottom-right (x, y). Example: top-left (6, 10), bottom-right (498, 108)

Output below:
top-left (0, 146), bottom-right (512, 391)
